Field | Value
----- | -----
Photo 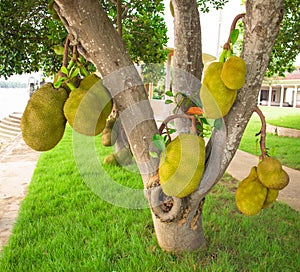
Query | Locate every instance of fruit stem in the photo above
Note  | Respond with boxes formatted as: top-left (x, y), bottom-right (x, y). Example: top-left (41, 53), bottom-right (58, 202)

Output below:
top-left (159, 114), bottom-right (198, 139)
top-left (254, 106), bottom-right (267, 159)
top-left (62, 35), bottom-right (70, 70)
top-left (223, 13), bottom-right (245, 51)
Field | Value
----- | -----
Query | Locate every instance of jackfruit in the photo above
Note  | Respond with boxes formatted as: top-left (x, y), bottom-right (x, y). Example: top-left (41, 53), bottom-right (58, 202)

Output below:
top-left (200, 62), bottom-right (237, 119)
top-left (103, 153), bottom-right (118, 166)
top-left (63, 77), bottom-right (112, 136)
top-left (21, 83), bottom-right (68, 151)
top-left (159, 134), bottom-right (205, 198)
top-left (103, 148), bottom-right (133, 166)
top-left (257, 157), bottom-right (289, 190)
top-left (79, 73), bottom-right (100, 90)
top-left (235, 166), bottom-right (268, 216)
top-left (262, 188), bottom-right (279, 208)
top-left (221, 56), bottom-right (246, 90)
top-left (101, 118), bottom-right (117, 146)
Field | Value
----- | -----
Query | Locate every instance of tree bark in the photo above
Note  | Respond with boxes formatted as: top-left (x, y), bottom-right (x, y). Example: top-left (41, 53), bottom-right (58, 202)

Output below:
top-left (54, 0), bottom-right (284, 252)
top-left (172, 0), bottom-right (203, 134)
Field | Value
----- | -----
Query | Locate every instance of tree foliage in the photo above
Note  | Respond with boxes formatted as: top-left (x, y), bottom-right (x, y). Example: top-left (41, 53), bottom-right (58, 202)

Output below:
top-left (0, 0), bottom-right (168, 79)
top-left (266, 0), bottom-right (300, 76)
top-left (0, 0), bottom-right (66, 78)
top-left (197, 0), bottom-right (229, 13)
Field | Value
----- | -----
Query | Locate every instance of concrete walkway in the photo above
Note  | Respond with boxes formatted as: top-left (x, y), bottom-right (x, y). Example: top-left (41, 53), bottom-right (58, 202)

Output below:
top-left (0, 135), bottom-right (40, 251)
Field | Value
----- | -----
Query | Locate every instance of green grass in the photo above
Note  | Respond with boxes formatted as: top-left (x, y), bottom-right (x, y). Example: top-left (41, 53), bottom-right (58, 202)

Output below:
top-left (260, 106), bottom-right (300, 130)
top-left (239, 107), bottom-right (300, 170)
top-left (1, 126), bottom-right (299, 271)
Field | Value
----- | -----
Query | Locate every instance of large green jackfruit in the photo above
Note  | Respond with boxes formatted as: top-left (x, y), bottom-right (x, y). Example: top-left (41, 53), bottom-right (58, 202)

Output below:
top-left (200, 62), bottom-right (237, 119)
top-left (63, 76), bottom-right (112, 136)
top-left (235, 166), bottom-right (268, 216)
top-left (221, 56), bottom-right (246, 90)
top-left (159, 134), bottom-right (205, 198)
top-left (21, 83), bottom-right (68, 151)
top-left (257, 157), bottom-right (289, 190)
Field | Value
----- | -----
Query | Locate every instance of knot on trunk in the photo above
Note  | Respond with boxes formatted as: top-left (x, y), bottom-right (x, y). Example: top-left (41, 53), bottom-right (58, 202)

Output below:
top-left (146, 174), bottom-right (185, 222)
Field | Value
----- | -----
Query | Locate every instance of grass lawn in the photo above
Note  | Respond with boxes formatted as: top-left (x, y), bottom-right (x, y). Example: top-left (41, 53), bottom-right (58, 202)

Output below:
top-left (239, 106), bottom-right (300, 170)
top-left (1, 126), bottom-right (299, 271)
top-left (260, 106), bottom-right (300, 130)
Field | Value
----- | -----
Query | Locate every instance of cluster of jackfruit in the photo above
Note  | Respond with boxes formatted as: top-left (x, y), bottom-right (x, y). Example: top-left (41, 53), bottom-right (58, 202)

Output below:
top-left (158, 134), bottom-right (205, 198)
top-left (235, 157), bottom-right (289, 216)
top-left (200, 56), bottom-right (246, 119)
top-left (21, 74), bottom-right (113, 151)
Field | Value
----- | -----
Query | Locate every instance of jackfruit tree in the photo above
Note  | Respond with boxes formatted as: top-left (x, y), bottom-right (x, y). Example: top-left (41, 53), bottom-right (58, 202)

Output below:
top-left (0, 0), bottom-right (290, 253)
top-left (44, 0), bottom-right (285, 252)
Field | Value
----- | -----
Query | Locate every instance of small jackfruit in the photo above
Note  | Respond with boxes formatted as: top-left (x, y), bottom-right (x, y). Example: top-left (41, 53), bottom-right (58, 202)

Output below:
top-left (235, 166), bottom-right (268, 216)
top-left (101, 118), bottom-right (117, 147)
top-left (103, 153), bottom-right (118, 166)
top-left (200, 62), bottom-right (237, 119)
top-left (159, 134), bottom-right (205, 198)
top-left (63, 78), bottom-right (112, 136)
top-left (79, 73), bottom-right (100, 90)
top-left (103, 148), bottom-right (133, 166)
top-left (221, 56), bottom-right (246, 90)
top-left (21, 83), bottom-right (68, 151)
top-left (262, 188), bottom-right (279, 208)
top-left (257, 157), bottom-right (289, 190)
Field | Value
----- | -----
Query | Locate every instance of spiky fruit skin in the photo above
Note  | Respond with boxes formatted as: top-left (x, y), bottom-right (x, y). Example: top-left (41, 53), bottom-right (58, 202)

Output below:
top-left (159, 134), bottom-right (205, 198)
top-left (235, 166), bottom-right (268, 216)
top-left (262, 188), bottom-right (279, 208)
top-left (221, 56), bottom-right (246, 90)
top-left (257, 157), bottom-right (289, 190)
top-left (200, 62), bottom-right (237, 119)
top-left (21, 83), bottom-right (68, 151)
top-left (63, 78), bottom-right (112, 136)
top-left (79, 74), bottom-right (100, 90)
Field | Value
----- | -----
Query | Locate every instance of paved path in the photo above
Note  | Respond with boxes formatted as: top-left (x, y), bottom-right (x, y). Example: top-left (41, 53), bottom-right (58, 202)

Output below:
top-left (227, 149), bottom-right (300, 211)
top-left (0, 135), bottom-right (40, 252)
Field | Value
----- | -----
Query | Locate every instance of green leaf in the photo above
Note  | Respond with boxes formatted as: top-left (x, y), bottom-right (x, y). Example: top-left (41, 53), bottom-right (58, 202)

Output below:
top-left (165, 91), bottom-right (174, 97)
top-left (71, 67), bottom-right (80, 79)
top-left (149, 151), bottom-right (159, 158)
top-left (219, 49), bottom-right (228, 63)
top-left (168, 128), bottom-right (177, 134)
top-left (53, 45), bottom-right (64, 55)
top-left (165, 99), bottom-right (173, 104)
top-left (214, 118), bottom-right (223, 130)
top-left (66, 82), bottom-right (76, 91)
top-left (54, 81), bottom-right (62, 88)
top-left (61, 66), bottom-right (68, 75)
top-left (152, 134), bottom-right (166, 151)
top-left (230, 29), bottom-right (239, 45)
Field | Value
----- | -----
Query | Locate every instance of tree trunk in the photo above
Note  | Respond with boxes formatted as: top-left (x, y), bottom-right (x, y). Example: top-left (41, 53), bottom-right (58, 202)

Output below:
top-left (149, 0), bottom-right (207, 251)
top-left (54, 0), bottom-right (284, 252)
top-left (172, 0), bottom-right (203, 134)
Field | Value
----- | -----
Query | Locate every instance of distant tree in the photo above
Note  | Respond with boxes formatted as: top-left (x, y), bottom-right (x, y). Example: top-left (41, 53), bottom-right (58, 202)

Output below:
top-left (0, 0), bottom-right (168, 78)
top-left (266, 0), bottom-right (300, 76)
